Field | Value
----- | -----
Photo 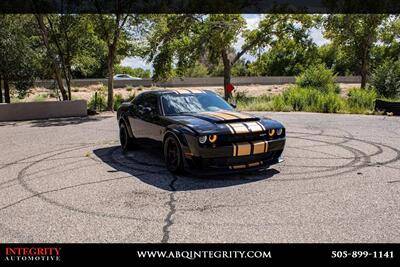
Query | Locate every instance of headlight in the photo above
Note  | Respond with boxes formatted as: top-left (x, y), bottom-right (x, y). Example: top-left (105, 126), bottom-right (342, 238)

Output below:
top-left (198, 136), bottom-right (207, 144)
top-left (276, 128), bottom-right (283, 136)
top-left (208, 134), bottom-right (218, 143)
top-left (268, 129), bottom-right (276, 137)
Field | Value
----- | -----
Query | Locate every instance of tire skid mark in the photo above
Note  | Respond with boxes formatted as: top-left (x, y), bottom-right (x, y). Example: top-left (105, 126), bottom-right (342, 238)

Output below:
top-left (274, 130), bottom-right (400, 181)
top-left (2, 145), bottom-right (164, 223)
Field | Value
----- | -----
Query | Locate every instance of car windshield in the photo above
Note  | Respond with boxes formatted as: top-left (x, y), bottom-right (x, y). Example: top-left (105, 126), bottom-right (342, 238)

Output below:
top-left (161, 93), bottom-right (234, 115)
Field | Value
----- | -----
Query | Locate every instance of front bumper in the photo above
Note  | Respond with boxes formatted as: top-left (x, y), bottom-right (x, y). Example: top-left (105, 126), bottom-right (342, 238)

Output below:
top-left (183, 138), bottom-right (285, 174)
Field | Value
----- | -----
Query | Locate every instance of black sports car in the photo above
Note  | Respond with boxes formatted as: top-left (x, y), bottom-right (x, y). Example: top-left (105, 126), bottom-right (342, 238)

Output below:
top-left (117, 89), bottom-right (286, 174)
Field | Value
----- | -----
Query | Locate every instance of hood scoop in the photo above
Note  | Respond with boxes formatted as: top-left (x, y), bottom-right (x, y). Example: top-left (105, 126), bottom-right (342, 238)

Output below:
top-left (213, 117), bottom-right (259, 124)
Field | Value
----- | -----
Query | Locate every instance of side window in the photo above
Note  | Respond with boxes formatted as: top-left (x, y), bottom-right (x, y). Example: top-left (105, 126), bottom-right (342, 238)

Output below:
top-left (138, 94), bottom-right (159, 119)
top-left (132, 94), bottom-right (143, 110)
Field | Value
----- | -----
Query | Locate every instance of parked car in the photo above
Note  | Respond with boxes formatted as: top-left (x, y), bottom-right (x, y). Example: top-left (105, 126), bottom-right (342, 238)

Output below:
top-left (113, 74), bottom-right (142, 80)
top-left (117, 89), bottom-right (286, 174)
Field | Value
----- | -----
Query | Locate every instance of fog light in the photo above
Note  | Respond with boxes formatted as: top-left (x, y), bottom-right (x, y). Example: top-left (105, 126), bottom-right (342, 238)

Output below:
top-left (268, 129), bottom-right (275, 137)
top-left (208, 134), bottom-right (218, 143)
top-left (276, 128), bottom-right (283, 136)
top-left (198, 136), bottom-right (207, 144)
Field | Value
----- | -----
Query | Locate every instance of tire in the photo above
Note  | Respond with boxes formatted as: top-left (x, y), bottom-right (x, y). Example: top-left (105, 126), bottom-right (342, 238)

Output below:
top-left (119, 122), bottom-right (136, 152)
top-left (163, 135), bottom-right (184, 174)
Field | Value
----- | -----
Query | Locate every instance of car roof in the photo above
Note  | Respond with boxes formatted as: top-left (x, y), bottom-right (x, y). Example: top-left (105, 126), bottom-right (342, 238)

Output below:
top-left (141, 89), bottom-right (215, 96)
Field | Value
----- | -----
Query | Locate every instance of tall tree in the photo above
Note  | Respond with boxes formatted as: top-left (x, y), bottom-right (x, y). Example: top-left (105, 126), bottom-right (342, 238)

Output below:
top-left (35, 14), bottom-right (68, 100)
top-left (43, 14), bottom-right (102, 100)
top-left (324, 14), bottom-right (388, 88)
top-left (92, 14), bottom-right (134, 110)
top-left (146, 14), bottom-right (317, 99)
top-left (0, 15), bottom-right (38, 103)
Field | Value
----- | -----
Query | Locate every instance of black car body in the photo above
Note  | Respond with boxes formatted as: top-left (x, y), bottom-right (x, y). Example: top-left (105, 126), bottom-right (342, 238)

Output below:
top-left (117, 89), bottom-right (286, 174)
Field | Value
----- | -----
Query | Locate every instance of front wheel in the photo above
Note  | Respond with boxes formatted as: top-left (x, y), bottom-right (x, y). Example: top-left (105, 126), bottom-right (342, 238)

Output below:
top-left (119, 122), bottom-right (136, 152)
top-left (163, 135), bottom-right (184, 174)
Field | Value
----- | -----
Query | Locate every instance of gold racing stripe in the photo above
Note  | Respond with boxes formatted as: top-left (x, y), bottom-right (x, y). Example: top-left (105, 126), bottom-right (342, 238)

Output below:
top-left (215, 112), bottom-right (241, 120)
top-left (252, 140), bottom-right (267, 154)
top-left (200, 112), bottom-right (226, 121)
top-left (221, 110), bottom-right (252, 119)
top-left (248, 161), bottom-right (261, 167)
top-left (187, 89), bottom-right (205, 94)
top-left (230, 164), bottom-right (247, 170)
top-left (201, 111), bottom-right (238, 120)
top-left (227, 123), bottom-right (249, 134)
top-left (235, 142), bottom-right (252, 156)
top-left (233, 141), bottom-right (268, 156)
top-left (229, 161), bottom-right (262, 169)
top-left (244, 122), bottom-right (263, 132)
top-left (178, 89), bottom-right (192, 94)
top-left (256, 121), bottom-right (266, 131)
top-left (232, 143), bottom-right (238, 156)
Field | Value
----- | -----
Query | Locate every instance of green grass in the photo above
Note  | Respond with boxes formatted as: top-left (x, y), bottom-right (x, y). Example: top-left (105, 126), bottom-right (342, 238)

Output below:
top-left (236, 86), bottom-right (381, 115)
top-left (33, 93), bottom-right (49, 102)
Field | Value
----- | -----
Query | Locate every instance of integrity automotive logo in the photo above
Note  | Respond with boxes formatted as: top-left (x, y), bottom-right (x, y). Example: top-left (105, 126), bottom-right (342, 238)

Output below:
top-left (2, 247), bottom-right (61, 263)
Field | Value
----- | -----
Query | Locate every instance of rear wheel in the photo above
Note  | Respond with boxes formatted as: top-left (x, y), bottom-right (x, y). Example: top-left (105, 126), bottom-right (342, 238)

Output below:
top-left (119, 122), bottom-right (136, 152)
top-left (164, 135), bottom-right (184, 174)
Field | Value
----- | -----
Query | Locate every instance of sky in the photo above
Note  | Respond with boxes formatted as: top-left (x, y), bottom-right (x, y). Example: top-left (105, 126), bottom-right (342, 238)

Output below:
top-left (121, 14), bottom-right (329, 71)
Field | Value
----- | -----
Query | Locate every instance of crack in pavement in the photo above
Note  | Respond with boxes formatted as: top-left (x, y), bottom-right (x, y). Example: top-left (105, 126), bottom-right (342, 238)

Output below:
top-left (161, 175), bottom-right (178, 243)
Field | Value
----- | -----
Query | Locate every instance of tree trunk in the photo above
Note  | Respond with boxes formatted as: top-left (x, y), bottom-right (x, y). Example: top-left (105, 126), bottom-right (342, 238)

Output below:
top-left (360, 55), bottom-right (368, 89)
top-left (36, 14), bottom-right (68, 101)
top-left (65, 66), bottom-right (72, 101)
top-left (4, 78), bottom-right (10, 104)
top-left (106, 46), bottom-right (115, 111)
top-left (221, 49), bottom-right (232, 100)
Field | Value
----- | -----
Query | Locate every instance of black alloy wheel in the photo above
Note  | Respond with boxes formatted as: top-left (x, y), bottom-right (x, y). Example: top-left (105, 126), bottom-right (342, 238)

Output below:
top-left (164, 135), bottom-right (184, 173)
top-left (119, 122), bottom-right (135, 152)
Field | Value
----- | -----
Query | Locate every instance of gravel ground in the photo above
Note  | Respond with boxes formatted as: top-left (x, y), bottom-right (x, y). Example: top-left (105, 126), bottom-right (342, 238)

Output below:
top-left (0, 112), bottom-right (399, 243)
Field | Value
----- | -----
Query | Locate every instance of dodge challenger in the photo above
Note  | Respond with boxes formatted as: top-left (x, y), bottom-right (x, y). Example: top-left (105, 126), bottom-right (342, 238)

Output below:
top-left (117, 89), bottom-right (286, 174)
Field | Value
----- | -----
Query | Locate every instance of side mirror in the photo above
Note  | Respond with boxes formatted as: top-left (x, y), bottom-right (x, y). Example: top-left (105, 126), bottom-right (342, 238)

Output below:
top-left (143, 107), bottom-right (152, 114)
top-left (138, 105), bottom-right (152, 115)
top-left (230, 101), bottom-right (237, 109)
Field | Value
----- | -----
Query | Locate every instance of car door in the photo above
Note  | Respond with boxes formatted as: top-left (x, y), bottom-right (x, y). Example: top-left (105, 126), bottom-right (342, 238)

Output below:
top-left (128, 93), bottom-right (164, 142)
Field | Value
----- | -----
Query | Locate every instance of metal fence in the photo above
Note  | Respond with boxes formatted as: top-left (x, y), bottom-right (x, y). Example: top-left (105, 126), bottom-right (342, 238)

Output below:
top-left (34, 76), bottom-right (362, 89)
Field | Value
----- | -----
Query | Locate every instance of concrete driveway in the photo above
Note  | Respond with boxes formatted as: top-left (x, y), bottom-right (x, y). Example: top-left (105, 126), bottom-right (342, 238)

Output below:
top-left (0, 112), bottom-right (399, 242)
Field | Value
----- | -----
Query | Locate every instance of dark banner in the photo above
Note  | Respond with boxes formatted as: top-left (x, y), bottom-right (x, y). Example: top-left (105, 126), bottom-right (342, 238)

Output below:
top-left (0, 0), bottom-right (400, 14)
top-left (0, 243), bottom-right (399, 265)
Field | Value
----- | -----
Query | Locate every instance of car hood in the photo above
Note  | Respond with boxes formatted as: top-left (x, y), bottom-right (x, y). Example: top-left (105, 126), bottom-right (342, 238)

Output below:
top-left (164, 111), bottom-right (284, 135)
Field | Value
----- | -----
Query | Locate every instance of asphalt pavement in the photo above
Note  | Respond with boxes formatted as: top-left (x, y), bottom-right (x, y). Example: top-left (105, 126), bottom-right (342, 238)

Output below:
top-left (0, 112), bottom-right (399, 242)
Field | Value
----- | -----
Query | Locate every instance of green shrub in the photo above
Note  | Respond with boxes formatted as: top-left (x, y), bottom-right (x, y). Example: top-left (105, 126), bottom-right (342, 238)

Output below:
top-left (296, 64), bottom-right (339, 93)
top-left (347, 87), bottom-right (377, 112)
top-left (113, 93), bottom-right (124, 111)
top-left (370, 60), bottom-right (400, 98)
top-left (233, 90), bottom-right (250, 103)
top-left (88, 91), bottom-right (107, 111)
top-left (235, 93), bottom-right (274, 111)
top-left (279, 86), bottom-right (343, 113)
top-left (316, 92), bottom-right (344, 113)
top-left (282, 86), bottom-right (321, 111)
top-left (271, 96), bottom-right (292, 111)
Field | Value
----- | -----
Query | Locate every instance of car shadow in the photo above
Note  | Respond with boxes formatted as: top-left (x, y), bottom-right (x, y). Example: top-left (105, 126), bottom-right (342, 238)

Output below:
top-left (93, 145), bottom-right (279, 191)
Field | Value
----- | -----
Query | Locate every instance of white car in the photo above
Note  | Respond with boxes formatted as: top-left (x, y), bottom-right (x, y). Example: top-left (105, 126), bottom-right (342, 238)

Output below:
top-left (113, 74), bottom-right (142, 80)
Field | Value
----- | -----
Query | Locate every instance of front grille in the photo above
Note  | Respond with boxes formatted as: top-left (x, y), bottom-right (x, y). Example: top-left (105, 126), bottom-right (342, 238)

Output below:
top-left (216, 130), bottom-right (285, 146)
